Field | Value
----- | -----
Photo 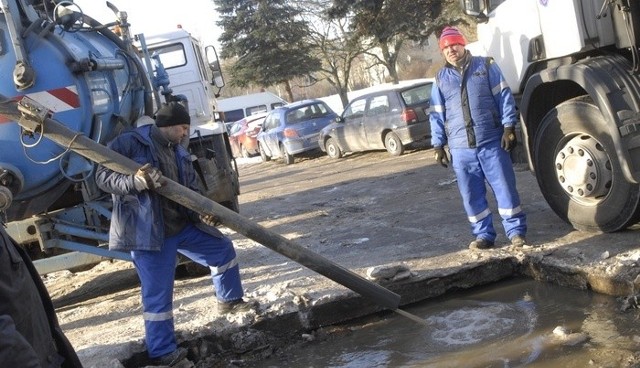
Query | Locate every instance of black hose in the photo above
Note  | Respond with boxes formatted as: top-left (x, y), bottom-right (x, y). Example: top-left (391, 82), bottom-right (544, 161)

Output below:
top-left (78, 12), bottom-right (154, 116)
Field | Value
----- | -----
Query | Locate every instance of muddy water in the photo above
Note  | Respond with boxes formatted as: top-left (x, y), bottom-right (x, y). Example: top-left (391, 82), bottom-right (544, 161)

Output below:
top-left (256, 278), bottom-right (640, 367)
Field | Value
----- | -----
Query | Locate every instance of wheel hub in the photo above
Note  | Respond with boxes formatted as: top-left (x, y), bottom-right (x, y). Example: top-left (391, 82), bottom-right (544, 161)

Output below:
top-left (554, 135), bottom-right (612, 199)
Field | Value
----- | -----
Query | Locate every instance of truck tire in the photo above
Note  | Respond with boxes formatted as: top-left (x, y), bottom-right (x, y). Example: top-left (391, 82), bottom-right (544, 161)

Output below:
top-left (533, 96), bottom-right (640, 232)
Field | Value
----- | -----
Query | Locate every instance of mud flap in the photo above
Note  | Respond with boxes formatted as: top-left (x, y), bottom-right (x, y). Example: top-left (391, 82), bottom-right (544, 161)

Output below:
top-left (192, 156), bottom-right (237, 205)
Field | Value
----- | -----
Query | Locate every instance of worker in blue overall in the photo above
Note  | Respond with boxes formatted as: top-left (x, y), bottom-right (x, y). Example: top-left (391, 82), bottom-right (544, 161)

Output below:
top-left (96, 102), bottom-right (254, 366)
top-left (429, 26), bottom-right (527, 249)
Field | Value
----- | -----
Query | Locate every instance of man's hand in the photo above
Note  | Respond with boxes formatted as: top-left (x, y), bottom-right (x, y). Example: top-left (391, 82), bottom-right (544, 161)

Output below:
top-left (133, 163), bottom-right (162, 191)
top-left (200, 214), bottom-right (221, 227)
top-left (434, 147), bottom-right (449, 168)
top-left (501, 126), bottom-right (517, 152)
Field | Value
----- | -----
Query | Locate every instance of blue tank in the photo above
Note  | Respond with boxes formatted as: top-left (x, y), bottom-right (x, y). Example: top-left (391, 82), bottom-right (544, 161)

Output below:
top-left (0, 1), bottom-right (150, 220)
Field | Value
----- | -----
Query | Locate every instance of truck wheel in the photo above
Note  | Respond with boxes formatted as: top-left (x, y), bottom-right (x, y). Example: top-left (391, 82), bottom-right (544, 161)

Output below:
top-left (384, 132), bottom-right (404, 156)
top-left (533, 96), bottom-right (640, 232)
top-left (325, 138), bottom-right (342, 159)
top-left (259, 143), bottom-right (271, 162)
top-left (281, 144), bottom-right (294, 165)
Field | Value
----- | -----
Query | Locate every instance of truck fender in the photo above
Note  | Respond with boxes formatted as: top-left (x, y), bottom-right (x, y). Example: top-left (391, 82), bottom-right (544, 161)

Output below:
top-left (520, 54), bottom-right (640, 184)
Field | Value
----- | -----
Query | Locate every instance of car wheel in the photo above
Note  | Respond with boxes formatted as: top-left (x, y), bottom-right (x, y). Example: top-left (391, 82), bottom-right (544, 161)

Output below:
top-left (259, 143), bottom-right (271, 162)
top-left (384, 132), bottom-right (404, 156)
top-left (281, 144), bottom-right (295, 165)
top-left (533, 96), bottom-right (640, 232)
top-left (325, 138), bottom-right (342, 159)
top-left (241, 145), bottom-right (250, 158)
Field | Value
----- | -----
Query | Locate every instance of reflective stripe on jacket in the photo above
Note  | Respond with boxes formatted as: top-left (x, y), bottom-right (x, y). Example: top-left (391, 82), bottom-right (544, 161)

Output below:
top-left (429, 55), bottom-right (518, 149)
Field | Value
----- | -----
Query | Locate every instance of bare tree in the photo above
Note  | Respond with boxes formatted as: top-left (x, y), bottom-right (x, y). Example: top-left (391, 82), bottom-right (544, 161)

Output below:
top-left (328, 0), bottom-right (467, 84)
top-left (294, 0), bottom-right (369, 109)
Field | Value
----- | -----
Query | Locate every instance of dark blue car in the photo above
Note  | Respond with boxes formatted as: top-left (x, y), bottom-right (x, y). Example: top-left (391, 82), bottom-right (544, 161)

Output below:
top-left (257, 99), bottom-right (338, 165)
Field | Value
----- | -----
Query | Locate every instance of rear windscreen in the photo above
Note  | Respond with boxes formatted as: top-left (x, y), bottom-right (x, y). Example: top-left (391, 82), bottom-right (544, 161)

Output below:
top-left (401, 84), bottom-right (432, 105)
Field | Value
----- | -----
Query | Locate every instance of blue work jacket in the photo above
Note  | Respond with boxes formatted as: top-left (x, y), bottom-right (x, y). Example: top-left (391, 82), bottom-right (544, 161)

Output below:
top-left (430, 55), bottom-right (518, 149)
top-left (95, 125), bottom-right (198, 251)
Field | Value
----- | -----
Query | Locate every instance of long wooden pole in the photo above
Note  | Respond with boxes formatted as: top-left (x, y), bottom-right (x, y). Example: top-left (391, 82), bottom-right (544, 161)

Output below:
top-left (1, 98), bottom-right (402, 310)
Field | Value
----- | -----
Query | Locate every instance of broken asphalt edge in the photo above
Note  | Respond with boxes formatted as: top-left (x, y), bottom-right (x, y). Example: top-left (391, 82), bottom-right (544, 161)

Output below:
top-left (79, 244), bottom-right (640, 367)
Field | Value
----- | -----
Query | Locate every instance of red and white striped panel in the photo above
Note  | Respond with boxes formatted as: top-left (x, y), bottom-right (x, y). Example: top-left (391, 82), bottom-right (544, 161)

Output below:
top-left (0, 85), bottom-right (80, 123)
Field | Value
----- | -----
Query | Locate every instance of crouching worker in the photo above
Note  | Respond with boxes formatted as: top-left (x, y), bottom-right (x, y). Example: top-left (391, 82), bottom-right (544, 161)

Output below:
top-left (96, 102), bottom-right (254, 366)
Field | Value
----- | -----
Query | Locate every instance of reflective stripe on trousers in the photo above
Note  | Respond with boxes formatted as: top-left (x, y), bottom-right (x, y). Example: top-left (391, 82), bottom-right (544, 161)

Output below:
top-left (451, 141), bottom-right (527, 242)
top-left (132, 223), bottom-right (244, 358)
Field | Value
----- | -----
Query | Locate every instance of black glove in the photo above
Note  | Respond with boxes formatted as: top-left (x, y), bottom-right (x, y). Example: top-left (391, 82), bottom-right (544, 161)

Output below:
top-left (200, 214), bottom-right (221, 227)
top-left (501, 126), bottom-right (517, 152)
top-left (133, 163), bottom-right (162, 191)
top-left (434, 147), bottom-right (449, 168)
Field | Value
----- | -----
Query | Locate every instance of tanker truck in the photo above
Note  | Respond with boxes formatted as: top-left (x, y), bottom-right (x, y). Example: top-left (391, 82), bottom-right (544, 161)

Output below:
top-left (0, 0), bottom-right (239, 274)
top-left (462, 0), bottom-right (640, 233)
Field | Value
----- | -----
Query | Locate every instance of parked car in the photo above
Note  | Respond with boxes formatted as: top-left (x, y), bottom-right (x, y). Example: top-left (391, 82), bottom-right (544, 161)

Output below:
top-left (318, 81), bottom-right (433, 158)
top-left (257, 100), bottom-right (338, 164)
top-left (228, 112), bottom-right (268, 158)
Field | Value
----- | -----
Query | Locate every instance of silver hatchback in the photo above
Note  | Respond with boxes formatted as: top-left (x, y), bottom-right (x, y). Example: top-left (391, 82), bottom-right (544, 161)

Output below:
top-left (319, 81), bottom-right (432, 158)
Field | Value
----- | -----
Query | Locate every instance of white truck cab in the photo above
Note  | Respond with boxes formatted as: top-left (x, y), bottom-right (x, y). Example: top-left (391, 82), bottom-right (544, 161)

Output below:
top-left (137, 28), bottom-right (227, 135)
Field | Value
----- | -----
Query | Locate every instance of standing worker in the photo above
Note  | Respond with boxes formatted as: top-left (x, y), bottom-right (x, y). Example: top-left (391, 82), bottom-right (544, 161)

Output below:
top-left (429, 26), bottom-right (527, 250)
top-left (0, 194), bottom-right (83, 367)
top-left (96, 101), bottom-right (254, 366)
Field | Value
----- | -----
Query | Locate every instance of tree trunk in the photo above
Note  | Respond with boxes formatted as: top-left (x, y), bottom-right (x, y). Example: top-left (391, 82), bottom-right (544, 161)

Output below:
top-left (284, 81), bottom-right (294, 102)
top-left (338, 90), bottom-right (349, 109)
top-left (380, 41), bottom-right (400, 84)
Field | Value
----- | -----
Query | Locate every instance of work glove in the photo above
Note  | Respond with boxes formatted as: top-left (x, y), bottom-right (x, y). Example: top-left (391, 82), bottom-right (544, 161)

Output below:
top-left (200, 214), bottom-right (221, 227)
top-left (133, 163), bottom-right (163, 192)
top-left (501, 126), bottom-right (517, 152)
top-left (434, 147), bottom-right (449, 168)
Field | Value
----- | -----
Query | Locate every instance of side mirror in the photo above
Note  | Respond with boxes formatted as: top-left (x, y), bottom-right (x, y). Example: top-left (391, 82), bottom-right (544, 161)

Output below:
top-left (336, 116), bottom-right (344, 124)
top-left (460, 0), bottom-right (484, 16)
top-left (460, 0), bottom-right (489, 22)
top-left (205, 45), bottom-right (225, 91)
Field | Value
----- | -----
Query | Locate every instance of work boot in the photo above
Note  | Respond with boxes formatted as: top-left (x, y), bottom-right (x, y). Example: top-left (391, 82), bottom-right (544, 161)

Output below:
top-left (218, 298), bottom-right (258, 314)
top-left (468, 238), bottom-right (494, 250)
top-left (510, 235), bottom-right (527, 247)
top-left (151, 347), bottom-right (188, 367)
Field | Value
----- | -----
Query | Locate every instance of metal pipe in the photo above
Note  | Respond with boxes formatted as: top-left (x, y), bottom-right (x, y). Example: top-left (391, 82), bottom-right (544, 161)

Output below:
top-left (1, 97), bottom-right (402, 310)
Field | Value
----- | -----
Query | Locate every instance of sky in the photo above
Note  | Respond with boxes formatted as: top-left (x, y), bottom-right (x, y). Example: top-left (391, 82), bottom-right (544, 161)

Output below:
top-left (74, 0), bottom-right (222, 49)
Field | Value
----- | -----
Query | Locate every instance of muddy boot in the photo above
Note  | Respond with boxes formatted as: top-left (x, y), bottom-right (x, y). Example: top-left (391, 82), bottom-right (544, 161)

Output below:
top-left (468, 238), bottom-right (494, 250)
top-left (151, 347), bottom-right (188, 367)
top-left (510, 235), bottom-right (527, 247)
top-left (218, 298), bottom-right (259, 314)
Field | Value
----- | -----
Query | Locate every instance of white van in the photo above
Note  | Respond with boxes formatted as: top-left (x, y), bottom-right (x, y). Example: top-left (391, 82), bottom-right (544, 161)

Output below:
top-left (217, 92), bottom-right (288, 123)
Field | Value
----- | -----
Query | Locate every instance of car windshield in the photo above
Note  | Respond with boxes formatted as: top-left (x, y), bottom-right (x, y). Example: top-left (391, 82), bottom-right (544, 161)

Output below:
top-left (401, 84), bottom-right (432, 105)
top-left (286, 103), bottom-right (330, 124)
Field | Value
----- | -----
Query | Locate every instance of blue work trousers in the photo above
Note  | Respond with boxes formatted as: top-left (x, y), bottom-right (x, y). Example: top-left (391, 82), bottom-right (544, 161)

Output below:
top-left (131, 223), bottom-right (243, 359)
top-left (450, 141), bottom-right (527, 242)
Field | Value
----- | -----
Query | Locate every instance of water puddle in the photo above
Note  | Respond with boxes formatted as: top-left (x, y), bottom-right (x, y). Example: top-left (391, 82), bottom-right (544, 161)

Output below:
top-left (255, 278), bottom-right (640, 367)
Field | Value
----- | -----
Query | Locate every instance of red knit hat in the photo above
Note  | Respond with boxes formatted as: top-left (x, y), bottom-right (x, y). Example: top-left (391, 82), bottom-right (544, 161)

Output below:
top-left (439, 26), bottom-right (466, 50)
